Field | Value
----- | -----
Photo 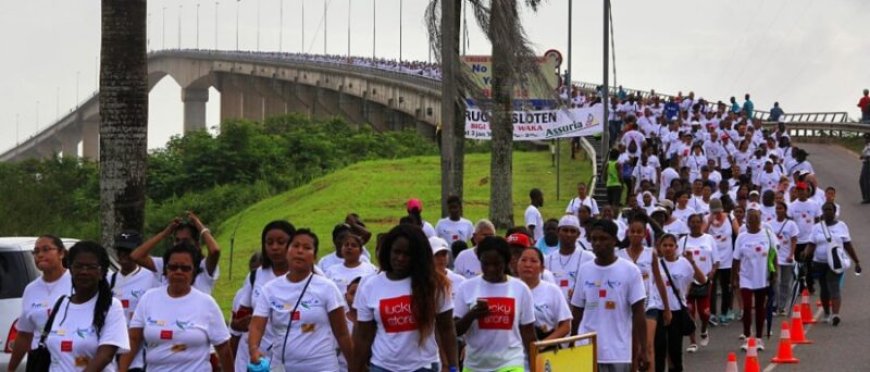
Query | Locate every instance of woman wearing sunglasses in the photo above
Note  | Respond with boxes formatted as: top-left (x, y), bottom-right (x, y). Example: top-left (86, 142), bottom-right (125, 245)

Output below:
top-left (119, 242), bottom-right (234, 372)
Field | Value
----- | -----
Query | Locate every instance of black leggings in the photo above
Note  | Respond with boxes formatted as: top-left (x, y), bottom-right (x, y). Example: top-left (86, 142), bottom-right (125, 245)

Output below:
top-left (607, 185), bottom-right (623, 208)
top-left (655, 311), bottom-right (685, 372)
top-left (711, 268), bottom-right (733, 315)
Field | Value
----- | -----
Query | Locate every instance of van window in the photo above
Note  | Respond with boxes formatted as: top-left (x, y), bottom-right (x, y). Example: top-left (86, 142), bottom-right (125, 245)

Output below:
top-left (0, 252), bottom-right (38, 299)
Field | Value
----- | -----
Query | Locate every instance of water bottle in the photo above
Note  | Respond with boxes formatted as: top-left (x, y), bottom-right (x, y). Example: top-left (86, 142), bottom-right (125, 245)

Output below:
top-left (247, 356), bottom-right (270, 372)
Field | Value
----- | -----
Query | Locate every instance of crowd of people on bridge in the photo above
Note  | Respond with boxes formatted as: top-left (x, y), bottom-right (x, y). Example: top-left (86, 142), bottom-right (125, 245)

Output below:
top-left (8, 89), bottom-right (866, 372)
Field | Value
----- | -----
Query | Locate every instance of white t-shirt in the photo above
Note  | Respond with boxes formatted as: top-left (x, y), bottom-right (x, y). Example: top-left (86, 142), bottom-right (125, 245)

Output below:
top-left (454, 277), bottom-right (536, 371)
top-left (454, 248), bottom-right (482, 279)
top-left (671, 205), bottom-right (697, 224)
top-left (17, 270), bottom-right (72, 349)
top-left (231, 287), bottom-right (252, 372)
top-left (545, 249), bottom-right (595, 300)
top-left (616, 247), bottom-right (654, 295)
top-left (253, 274), bottom-right (344, 370)
top-left (733, 230), bottom-right (774, 290)
top-left (151, 257), bottom-right (218, 295)
top-left (689, 197), bottom-right (710, 216)
top-left (659, 168), bottom-right (680, 200)
top-left (46, 296), bottom-right (130, 372)
top-left (647, 257), bottom-right (694, 311)
top-left (435, 217), bottom-right (475, 244)
top-left (788, 199), bottom-right (821, 243)
top-left (423, 221), bottom-right (437, 238)
top-left (319, 251), bottom-right (372, 272)
top-left (706, 216), bottom-right (735, 269)
top-left (445, 269), bottom-right (466, 301)
top-left (109, 266), bottom-right (158, 369)
top-left (769, 219), bottom-right (800, 266)
top-left (130, 287), bottom-right (231, 372)
top-left (566, 196), bottom-right (600, 216)
top-left (759, 205), bottom-right (778, 225)
top-left (325, 262), bottom-right (379, 295)
top-left (570, 258), bottom-right (646, 364)
top-left (108, 266), bottom-right (159, 322)
top-left (810, 222), bottom-right (851, 264)
top-left (663, 218), bottom-right (690, 237)
top-left (353, 273), bottom-right (452, 372)
top-left (529, 281), bottom-right (573, 334)
top-left (678, 234), bottom-right (719, 279)
top-left (524, 205), bottom-right (545, 242)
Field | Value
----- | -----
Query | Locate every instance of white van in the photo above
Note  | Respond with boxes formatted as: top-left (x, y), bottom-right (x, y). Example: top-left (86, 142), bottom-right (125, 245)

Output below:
top-left (0, 237), bottom-right (78, 372)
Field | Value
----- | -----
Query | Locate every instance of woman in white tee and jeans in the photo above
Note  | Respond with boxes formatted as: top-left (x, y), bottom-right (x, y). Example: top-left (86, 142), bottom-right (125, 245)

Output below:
top-left (732, 209), bottom-right (776, 351)
top-left (121, 243), bottom-right (234, 372)
top-left (455, 236), bottom-right (536, 372)
top-left (249, 229), bottom-right (352, 371)
top-left (352, 224), bottom-right (459, 372)
top-left (45, 242), bottom-right (130, 371)
top-left (805, 202), bottom-right (862, 325)
top-left (8, 235), bottom-right (72, 372)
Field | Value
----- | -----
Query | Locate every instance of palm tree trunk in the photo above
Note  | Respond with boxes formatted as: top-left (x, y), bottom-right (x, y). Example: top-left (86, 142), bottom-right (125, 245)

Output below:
top-left (99, 0), bottom-right (149, 248)
top-left (439, 0), bottom-right (465, 217)
top-left (488, 0), bottom-right (516, 229)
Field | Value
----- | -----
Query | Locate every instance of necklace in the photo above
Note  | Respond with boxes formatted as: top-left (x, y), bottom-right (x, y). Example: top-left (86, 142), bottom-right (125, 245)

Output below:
top-left (557, 252), bottom-right (573, 268)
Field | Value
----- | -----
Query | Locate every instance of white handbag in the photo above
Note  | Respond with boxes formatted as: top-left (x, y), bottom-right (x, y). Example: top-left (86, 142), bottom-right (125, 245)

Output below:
top-left (822, 222), bottom-right (851, 274)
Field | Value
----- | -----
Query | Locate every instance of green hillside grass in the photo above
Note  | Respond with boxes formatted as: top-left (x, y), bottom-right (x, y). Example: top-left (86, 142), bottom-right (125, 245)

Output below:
top-left (212, 145), bottom-right (592, 309)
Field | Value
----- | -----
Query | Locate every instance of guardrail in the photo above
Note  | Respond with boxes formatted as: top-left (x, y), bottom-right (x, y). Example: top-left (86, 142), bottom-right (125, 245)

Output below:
top-left (762, 121), bottom-right (870, 137)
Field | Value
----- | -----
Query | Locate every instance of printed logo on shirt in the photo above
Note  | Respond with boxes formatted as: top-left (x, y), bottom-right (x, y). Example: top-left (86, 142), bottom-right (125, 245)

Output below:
top-left (170, 344), bottom-right (187, 352)
top-left (160, 330), bottom-right (173, 340)
top-left (291, 311), bottom-right (300, 321)
top-left (74, 356), bottom-right (89, 367)
top-left (559, 279), bottom-right (569, 287)
top-left (301, 323), bottom-right (316, 333)
top-left (131, 289), bottom-right (146, 299)
top-left (174, 320), bottom-right (194, 331)
top-left (477, 297), bottom-right (516, 330)
top-left (604, 301), bottom-right (617, 310)
top-left (121, 299), bottom-right (130, 308)
top-left (300, 298), bottom-right (321, 309)
top-left (60, 340), bottom-right (73, 352)
top-left (380, 295), bottom-right (417, 333)
top-left (75, 327), bottom-right (95, 339)
top-left (146, 317), bottom-right (166, 327)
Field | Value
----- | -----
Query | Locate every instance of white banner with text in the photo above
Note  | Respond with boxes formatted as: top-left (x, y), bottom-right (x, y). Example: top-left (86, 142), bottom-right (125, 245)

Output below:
top-left (464, 105), bottom-right (604, 141)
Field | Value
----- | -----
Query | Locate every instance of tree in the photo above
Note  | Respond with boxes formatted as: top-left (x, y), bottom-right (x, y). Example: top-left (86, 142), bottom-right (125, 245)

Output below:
top-left (99, 0), bottom-right (149, 248)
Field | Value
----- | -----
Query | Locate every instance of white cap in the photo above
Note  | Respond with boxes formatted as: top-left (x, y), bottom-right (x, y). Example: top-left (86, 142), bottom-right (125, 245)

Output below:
top-left (558, 215), bottom-right (581, 230)
top-left (428, 237), bottom-right (450, 255)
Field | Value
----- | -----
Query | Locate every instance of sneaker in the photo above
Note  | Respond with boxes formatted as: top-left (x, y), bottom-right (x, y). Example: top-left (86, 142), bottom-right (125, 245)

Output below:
top-left (740, 341), bottom-right (749, 351)
top-left (757, 339), bottom-right (765, 351)
top-left (739, 334), bottom-right (747, 341)
top-left (686, 344), bottom-right (698, 353)
top-left (699, 332), bottom-right (710, 347)
top-left (708, 316), bottom-right (719, 327)
top-left (823, 314), bottom-right (833, 323)
top-left (833, 315), bottom-right (841, 326)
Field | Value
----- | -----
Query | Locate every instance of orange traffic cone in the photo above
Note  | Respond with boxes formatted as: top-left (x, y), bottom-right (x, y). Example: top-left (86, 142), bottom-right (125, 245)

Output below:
top-left (800, 289), bottom-right (816, 324)
top-left (725, 352), bottom-right (739, 372)
top-left (771, 321), bottom-right (799, 364)
top-left (745, 337), bottom-right (761, 372)
top-left (791, 305), bottom-right (813, 344)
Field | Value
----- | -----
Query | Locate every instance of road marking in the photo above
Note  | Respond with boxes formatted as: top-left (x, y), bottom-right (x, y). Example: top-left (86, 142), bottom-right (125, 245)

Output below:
top-left (762, 308), bottom-right (824, 372)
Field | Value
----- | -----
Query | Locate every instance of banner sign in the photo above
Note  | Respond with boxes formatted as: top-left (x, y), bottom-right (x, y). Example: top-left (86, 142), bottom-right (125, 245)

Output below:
top-left (462, 50), bottom-right (562, 100)
top-left (464, 105), bottom-right (604, 141)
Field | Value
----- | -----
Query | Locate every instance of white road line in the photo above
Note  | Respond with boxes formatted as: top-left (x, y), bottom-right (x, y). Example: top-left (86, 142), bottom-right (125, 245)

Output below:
top-left (762, 308), bottom-right (824, 372)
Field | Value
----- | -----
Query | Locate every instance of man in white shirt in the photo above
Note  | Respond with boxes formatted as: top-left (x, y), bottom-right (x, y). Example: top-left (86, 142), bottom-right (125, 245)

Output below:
top-left (435, 195), bottom-right (475, 244)
top-left (524, 189), bottom-right (545, 242)
top-left (453, 219), bottom-right (497, 278)
top-left (571, 219), bottom-right (649, 371)
top-left (566, 182), bottom-right (600, 216)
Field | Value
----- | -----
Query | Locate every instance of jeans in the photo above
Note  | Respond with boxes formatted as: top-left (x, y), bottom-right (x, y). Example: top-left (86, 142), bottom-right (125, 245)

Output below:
top-left (777, 264), bottom-right (796, 311)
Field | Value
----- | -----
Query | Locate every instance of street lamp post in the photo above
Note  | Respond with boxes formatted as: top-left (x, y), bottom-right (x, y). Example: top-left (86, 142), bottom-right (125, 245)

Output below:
top-left (601, 0), bottom-right (610, 179)
top-left (398, 0), bottom-right (402, 63)
top-left (279, 0), bottom-right (283, 52)
top-left (215, 2), bottom-right (219, 49)
top-left (324, 0), bottom-right (328, 54)
top-left (162, 6), bottom-right (167, 50)
top-left (372, 0), bottom-right (376, 59)
top-left (256, 0), bottom-right (260, 51)
top-left (197, 3), bottom-right (201, 49)
top-left (301, 1), bottom-right (305, 52)
top-left (235, 0), bottom-right (240, 50)
top-left (347, 0), bottom-right (351, 58)
top-left (178, 4), bottom-right (183, 49)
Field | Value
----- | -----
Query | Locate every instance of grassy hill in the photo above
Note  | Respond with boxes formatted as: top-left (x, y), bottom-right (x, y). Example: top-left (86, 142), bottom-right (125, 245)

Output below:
top-left (211, 146), bottom-right (592, 309)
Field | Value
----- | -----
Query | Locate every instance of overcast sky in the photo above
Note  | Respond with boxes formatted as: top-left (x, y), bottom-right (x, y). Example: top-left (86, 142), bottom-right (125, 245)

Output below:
top-left (2, 0), bottom-right (869, 153)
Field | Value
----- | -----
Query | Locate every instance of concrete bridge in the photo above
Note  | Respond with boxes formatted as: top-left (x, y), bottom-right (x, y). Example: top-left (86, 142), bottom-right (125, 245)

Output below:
top-left (0, 50), bottom-right (442, 162)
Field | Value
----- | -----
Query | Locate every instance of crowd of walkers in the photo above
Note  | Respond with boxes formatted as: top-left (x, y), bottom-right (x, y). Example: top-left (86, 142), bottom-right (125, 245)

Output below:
top-left (9, 90), bottom-right (865, 372)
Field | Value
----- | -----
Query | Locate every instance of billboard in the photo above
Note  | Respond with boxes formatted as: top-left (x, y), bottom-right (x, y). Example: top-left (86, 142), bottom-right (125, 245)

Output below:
top-left (464, 105), bottom-right (603, 141)
top-left (461, 49), bottom-right (562, 100)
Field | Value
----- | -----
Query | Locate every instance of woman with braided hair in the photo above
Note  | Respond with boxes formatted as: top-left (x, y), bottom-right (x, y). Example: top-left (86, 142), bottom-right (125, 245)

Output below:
top-left (45, 241), bottom-right (130, 371)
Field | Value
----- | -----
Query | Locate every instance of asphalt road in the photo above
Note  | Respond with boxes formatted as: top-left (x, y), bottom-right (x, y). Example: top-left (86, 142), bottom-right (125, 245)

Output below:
top-left (683, 143), bottom-right (870, 372)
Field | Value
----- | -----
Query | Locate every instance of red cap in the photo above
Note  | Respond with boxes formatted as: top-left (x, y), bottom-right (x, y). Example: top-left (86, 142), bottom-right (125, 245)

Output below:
top-left (506, 233), bottom-right (531, 248)
top-left (406, 198), bottom-right (423, 212)
top-left (795, 181), bottom-right (809, 190)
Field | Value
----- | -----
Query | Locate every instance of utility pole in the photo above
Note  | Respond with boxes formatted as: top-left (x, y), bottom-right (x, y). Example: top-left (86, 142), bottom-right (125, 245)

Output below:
top-left (601, 0), bottom-right (610, 174)
top-left (399, 0), bottom-right (403, 63)
top-left (372, 0), bottom-right (376, 59)
top-left (301, 1), bottom-right (305, 52)
top-left (215, 2), bottom-right (219, 49)
top-left (559, 0), bottom-right (574, 201)
top-left (178, 4), bottom-right (183, 49)
top-left (196, 3), bottom-right (201, 49)
top-left (162, 6), bottom-right (167, 50)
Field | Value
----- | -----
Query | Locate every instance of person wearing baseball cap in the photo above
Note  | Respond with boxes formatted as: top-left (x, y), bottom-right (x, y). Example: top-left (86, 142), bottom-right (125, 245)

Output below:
top-left (546, 216), bottom-right (595, 301)
top-left (570, 218), bottom-right (650, 371)
top-left (406, 198), bottom-right (437, 238)
top-left (429, 237), bottom-right (465, 300)
top-left (109, 230), bottom-right (158, 370)
top-left (506, 233), bottom-right (533, 277)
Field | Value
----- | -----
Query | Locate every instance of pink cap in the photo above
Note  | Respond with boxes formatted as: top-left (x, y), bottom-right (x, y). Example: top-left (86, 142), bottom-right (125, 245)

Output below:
top-left (407, 198), bottom-right (423, 212)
